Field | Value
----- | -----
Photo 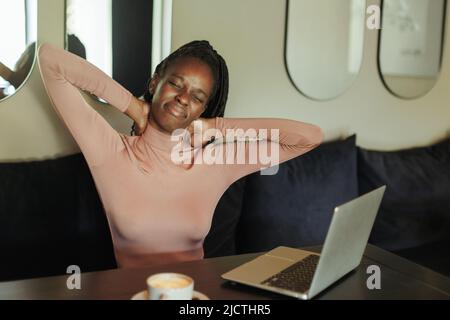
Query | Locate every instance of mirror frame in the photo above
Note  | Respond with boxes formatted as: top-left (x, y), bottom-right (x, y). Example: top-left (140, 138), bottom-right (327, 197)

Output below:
top-left (284, 0), bottom-right (367, 101)
top-left (0, 0), bottom-right (38, 102)
top-left (377, 0), bottom-right (448, 100)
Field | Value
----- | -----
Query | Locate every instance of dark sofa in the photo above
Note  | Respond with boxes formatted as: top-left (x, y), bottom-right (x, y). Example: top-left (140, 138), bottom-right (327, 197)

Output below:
top-left (0, 154), bottom-right (116, 281)
top-left (206, 135), bottom-right (450, 276)
top-left (1, 135), bottom-right (449, 282)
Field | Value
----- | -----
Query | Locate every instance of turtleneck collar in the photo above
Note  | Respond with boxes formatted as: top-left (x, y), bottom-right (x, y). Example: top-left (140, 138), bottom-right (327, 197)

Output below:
top-left (140, 122), bottom-right (193, 153)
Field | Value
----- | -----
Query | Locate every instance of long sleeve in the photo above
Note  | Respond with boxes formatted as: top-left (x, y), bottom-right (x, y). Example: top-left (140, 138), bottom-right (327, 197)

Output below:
top-left (37, 43), bottom-right (132, 167)
top-left (211, 117), bottom-right (324, 184)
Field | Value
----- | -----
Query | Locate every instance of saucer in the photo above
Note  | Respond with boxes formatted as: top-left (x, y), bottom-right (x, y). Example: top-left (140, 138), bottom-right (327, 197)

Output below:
top-left (131, 290), bottom-right (210, 300)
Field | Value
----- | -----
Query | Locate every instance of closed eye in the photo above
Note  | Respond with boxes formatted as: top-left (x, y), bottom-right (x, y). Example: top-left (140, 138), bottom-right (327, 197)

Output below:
top-left (169, 81), bottom-right (182, 89)
top-left (193, 96), bottom-right (204, 103)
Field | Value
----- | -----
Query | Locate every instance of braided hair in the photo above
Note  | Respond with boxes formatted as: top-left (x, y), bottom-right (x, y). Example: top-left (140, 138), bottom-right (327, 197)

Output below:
top-left (148, 40), bottom-right (228, 117)
top-left (131, 40), bottom-right (229, 136)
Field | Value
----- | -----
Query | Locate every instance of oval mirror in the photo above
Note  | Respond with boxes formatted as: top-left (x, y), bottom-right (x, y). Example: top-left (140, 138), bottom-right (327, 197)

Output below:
top-left (285, 0), bottom-right (366, 100)
top-left (65, 0), bottom-right (153, 99)
top-left (379, 0), bottom-right (446, 99)
top-left (0, 0), bottom-right (37, 101)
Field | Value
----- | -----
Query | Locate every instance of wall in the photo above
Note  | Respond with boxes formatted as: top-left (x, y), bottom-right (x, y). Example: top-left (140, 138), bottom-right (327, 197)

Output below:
top-left (0, 0), bottom-right (131, 161)
top-left (1, 0), bottom-right (449, 162)
top-left (172, 0), bottom-right (450, 150)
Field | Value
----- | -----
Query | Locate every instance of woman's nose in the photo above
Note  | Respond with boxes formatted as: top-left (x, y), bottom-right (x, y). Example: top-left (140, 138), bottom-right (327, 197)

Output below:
top-left (175, 91), bottom-right (189, 106)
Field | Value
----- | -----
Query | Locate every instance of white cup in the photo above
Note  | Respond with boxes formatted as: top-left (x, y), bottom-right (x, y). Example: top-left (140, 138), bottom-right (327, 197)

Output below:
top-left (146, 273), bottom-right (194, 300)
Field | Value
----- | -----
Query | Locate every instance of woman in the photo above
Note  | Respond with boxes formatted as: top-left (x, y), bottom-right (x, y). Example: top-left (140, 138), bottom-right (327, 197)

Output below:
top-left (38, 41), bottom-right (323, 268)
top-left (0, 42), bottom-right (36, 99)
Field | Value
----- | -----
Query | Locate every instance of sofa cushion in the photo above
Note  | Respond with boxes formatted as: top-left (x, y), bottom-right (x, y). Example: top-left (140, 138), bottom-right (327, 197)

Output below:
top-left (358, 137), bottom-right (450, 251)
top-left (204, 177), bottom-right (247, 258)
top-left (235, 135), bottom-right (358, 253)
top-left (0, 153), bottom-right (116, 281)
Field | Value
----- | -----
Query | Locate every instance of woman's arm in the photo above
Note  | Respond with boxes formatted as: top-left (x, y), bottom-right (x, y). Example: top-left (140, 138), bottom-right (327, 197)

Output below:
top-left (38, 43), bottom-right (133, 167)
top-left (0, 62), bottom-right (13, 82)
top-left (208, 117), bottom-right (323, 184)
top-left (125, 97), bottom-right (150, 135)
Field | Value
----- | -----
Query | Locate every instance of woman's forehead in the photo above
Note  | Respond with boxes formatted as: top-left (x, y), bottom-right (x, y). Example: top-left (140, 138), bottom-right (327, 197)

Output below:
top-left (166, 57), bottom-right (212, 75)
top-left (165, 57), bottom-right (214, 92)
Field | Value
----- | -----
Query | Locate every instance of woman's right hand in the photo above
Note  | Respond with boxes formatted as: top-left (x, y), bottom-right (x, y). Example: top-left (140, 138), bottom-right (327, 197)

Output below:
top-left (125, 96), bottom-right (150, 135)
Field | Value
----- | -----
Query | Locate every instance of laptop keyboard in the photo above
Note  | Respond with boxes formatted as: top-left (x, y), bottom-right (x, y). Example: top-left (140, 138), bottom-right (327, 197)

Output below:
top-left (261, 254), bottom-right (320, 293)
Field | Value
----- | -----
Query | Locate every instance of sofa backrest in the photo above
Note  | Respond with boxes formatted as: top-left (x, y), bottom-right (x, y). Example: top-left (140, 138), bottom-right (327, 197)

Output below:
top-left (358, 137), bottom-right (450, 251)
top-left (234, 135), bottom-right (359, 254)
top-left (206, 134), bottom-right (450, 264)
top-left (0, 154), bottom-right (116, 281)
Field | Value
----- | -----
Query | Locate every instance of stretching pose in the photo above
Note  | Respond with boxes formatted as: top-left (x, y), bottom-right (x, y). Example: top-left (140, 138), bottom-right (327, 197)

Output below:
top-left (37, 41), bottom-right (323, 268)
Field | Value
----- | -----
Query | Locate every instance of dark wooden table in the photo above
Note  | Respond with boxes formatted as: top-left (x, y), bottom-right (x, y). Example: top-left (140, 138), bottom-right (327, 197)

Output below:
top-left (0, 244), bottom-right (449, 300)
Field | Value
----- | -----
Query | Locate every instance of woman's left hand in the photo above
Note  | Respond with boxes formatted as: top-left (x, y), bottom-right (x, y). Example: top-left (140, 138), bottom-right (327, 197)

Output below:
top-left (187, 118), bottom-right (216, 148)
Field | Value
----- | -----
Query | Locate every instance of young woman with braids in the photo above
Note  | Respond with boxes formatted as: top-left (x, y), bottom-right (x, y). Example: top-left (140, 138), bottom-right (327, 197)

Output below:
top-left (37, 41), bottom-right (323, 268)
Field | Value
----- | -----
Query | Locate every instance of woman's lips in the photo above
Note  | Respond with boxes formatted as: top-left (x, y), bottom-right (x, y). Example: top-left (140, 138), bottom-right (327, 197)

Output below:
top-left (165, 104), bottom-right (186, 119)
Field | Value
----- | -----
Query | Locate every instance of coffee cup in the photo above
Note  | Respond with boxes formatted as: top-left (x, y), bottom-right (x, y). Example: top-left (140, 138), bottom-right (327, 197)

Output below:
top-left (146, 273), bottom-right (194, 300)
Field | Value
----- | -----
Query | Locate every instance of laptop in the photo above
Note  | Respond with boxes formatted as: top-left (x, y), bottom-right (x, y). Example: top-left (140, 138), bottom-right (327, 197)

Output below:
top-left (221, 185), bottom-right (386, 299)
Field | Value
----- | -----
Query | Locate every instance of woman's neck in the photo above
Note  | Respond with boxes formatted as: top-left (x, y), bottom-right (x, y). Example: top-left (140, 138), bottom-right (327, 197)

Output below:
top-left (147, 113), bottom-right (188, 136)
top-left (147, 119), bottom-right (171, 136)
top-left (141, 118), bottom-right (192, 153)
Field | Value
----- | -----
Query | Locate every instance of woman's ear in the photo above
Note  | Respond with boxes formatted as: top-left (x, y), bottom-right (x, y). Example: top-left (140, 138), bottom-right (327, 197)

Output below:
top-left (149, 74), bottom-right (159, 95)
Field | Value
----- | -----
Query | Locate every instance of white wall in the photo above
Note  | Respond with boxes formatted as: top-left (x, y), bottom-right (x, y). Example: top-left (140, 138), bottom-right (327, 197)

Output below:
top-left (1, 0), bottom-right (449, 162)
top-left (172, 0), bottom-right (450, 150)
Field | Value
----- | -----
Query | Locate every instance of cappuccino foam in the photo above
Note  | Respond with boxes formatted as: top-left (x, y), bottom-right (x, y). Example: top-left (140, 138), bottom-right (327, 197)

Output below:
top-left (149, 277), bottom-right (191, 289)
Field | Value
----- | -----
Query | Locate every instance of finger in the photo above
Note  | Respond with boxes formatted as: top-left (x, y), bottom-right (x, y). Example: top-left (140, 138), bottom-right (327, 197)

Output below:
top-left (143, 102), bottom-right (151, 116)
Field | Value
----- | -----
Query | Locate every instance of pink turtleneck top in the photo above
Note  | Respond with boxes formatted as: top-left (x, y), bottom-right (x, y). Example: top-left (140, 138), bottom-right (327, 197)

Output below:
top-left (37, 43), bottom-right (323, 268)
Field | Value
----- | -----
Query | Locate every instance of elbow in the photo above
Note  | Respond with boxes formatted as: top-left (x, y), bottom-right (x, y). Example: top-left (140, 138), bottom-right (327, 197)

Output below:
top-left (307, 125), bottom-right (324, 149)
top-left (315, 125), bottom-right (325, 146)
top-left (37, 43), bottom-right (49, 60)
top-left (37, 43), bottom-right (57, 68)
top-left (37, 43), bottom-right (64, 79)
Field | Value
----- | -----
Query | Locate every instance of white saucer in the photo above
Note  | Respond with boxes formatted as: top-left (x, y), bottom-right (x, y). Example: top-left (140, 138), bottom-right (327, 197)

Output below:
top-left (131, 290), bottom-right (210, 300)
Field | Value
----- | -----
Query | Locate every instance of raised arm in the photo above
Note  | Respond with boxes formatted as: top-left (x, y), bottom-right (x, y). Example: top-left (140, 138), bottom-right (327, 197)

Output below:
top-left (37, 43), bottom-right (132, 167)
top-left (210, 117), bottom-right (323, 184)
top-left (0, 62), bottom-right (13, 83)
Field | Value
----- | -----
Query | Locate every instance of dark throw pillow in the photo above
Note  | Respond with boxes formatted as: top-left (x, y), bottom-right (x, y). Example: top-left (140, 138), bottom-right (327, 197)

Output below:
top-left (358, 138), bottom-right (450, 252)
top-left (235, 135), bottom-right (358, 254)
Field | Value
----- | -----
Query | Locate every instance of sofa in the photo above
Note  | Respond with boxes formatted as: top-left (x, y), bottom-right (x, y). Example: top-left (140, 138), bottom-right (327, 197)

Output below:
top-left (206, 135), bottom-right (450, 275)
top-left (1, 135), bottom-right (449, 282)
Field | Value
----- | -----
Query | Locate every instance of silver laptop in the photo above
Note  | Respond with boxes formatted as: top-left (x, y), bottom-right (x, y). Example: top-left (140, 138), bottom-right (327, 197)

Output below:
top-left (221, 186), bottom-right (386, 299)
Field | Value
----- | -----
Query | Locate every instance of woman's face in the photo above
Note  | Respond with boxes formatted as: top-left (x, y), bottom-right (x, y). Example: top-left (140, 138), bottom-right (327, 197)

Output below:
top-left (149, 57), bottom-right (214, 133)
